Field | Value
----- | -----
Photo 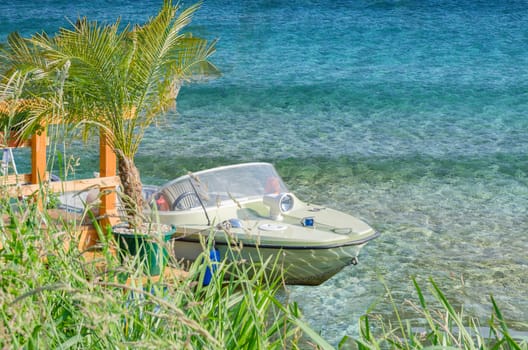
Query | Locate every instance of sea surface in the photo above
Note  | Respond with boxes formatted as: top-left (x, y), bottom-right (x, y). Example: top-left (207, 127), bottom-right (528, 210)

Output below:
top-left (2, 0), bottom-right (527, 346)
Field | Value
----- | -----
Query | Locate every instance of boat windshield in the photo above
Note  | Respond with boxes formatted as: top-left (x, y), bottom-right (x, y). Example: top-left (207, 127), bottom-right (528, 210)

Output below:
top-left (159, 163), bottom-right (289, 210)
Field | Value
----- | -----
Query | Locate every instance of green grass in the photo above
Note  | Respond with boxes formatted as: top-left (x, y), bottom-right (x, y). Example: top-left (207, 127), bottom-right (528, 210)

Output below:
top-left (1, 192), bottom-right (526, 349)
top-left (0, 194), bottom-right (333, 349)
top-left (350, 277), bottom-right (528, 350)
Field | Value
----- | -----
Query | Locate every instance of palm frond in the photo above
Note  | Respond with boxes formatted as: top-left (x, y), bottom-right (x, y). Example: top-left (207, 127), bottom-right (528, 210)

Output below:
top-left (2, 32), bottom-right (48, 77)
top-left (127, 1), bottom-right (201, 114)
top-left (39, 18), bottom-right (130, 121)
top-left (172, 36), bottom-right (220, 80)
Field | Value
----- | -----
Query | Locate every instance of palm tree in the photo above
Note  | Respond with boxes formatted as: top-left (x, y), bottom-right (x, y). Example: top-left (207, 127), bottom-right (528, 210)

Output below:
top-left (1, 1), bottom-right (218, 228)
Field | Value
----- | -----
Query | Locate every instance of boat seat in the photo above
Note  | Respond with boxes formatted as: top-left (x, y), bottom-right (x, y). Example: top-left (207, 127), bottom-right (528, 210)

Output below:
top-left (161, 180), bottom-right (202, 210)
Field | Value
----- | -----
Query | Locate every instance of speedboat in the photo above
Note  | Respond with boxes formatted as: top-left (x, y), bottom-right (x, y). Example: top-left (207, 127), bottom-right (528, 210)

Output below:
top-left (144, 162), bottom-right (379, 285)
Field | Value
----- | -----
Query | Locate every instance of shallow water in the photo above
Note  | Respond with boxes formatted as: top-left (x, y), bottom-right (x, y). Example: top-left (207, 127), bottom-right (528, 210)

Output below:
top-left (2, 0), bottom-right (527, 346)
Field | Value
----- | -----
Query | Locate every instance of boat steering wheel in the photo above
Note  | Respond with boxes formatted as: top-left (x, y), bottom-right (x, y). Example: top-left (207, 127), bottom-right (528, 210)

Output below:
top-left (172, 191), bottom-right (201, 210)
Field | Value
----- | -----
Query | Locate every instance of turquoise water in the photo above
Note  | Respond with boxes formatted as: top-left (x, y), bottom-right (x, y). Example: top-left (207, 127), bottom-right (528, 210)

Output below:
top-left (2, 0), bottom-right (528, 345)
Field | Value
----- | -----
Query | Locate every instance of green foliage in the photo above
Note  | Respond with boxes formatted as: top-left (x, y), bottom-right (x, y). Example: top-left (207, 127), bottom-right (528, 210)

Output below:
top-left (3, 191), bottom-right (526, 349)
top-left (351, 277), bottom-right (528, 350)
top-left (0, 195), bottom-right (330, 349)
top-left (1, 0), bottom-right (219, 157)
top-left (0, 108), bottom-right (29, 132)
top-left (0, 72), bottom-right (45, 141)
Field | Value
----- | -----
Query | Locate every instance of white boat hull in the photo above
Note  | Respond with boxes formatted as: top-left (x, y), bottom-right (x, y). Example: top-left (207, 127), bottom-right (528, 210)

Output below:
top-left (171, 236), bottom-right (369, 285)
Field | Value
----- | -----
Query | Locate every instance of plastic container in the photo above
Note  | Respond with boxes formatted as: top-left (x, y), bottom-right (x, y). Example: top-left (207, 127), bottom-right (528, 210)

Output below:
top-left (203, 248), bottom-right (221, 286)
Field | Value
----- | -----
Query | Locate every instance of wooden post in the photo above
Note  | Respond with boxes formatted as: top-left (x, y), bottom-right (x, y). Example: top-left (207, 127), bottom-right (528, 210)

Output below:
top-left (31, 131), bottom-right (47, 184)
top-left (78, 129), bottom-right (118, 250)
top-left (99, 129), bottom-right (117, 228)
top-left (30, 130), bottom-right (48, 209)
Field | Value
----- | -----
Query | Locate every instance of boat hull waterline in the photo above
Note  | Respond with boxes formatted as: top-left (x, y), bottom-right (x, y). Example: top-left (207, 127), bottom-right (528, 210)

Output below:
top-left (171, 233), bottom-right (378, 285)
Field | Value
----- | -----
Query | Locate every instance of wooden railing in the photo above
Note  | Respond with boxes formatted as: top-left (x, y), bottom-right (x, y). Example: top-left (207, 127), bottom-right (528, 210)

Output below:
top-left (2, 128), bottom-right (120, 228)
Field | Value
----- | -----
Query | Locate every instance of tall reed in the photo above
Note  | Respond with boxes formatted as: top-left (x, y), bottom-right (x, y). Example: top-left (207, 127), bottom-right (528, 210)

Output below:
top-left (0, 193), bottom-right (332, 349)
top-left (350, 277), bottom-right (528, 350)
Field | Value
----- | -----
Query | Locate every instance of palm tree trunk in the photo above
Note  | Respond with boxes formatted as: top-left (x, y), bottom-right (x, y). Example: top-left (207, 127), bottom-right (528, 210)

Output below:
top-left (117, 153), bottom-right (144, 228)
